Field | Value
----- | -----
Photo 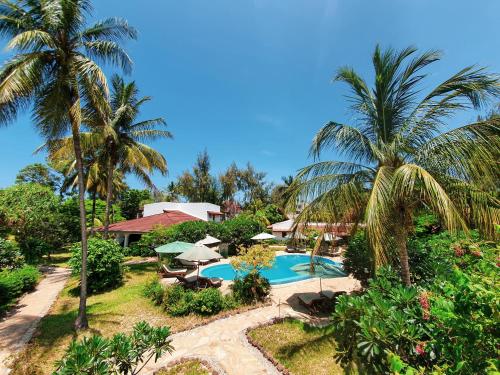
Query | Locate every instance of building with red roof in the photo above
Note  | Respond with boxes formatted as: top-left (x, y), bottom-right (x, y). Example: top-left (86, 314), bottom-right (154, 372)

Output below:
top-left (98, 210), bottom-right (201, 247)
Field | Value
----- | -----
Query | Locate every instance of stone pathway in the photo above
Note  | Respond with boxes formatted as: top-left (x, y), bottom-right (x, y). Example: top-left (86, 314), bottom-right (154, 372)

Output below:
top-left (0, 267), bottom-right (70, 375)
top-left (141, 304), bottom-right (299, 375)
top-left (143, 275), bottom-right (361, 375)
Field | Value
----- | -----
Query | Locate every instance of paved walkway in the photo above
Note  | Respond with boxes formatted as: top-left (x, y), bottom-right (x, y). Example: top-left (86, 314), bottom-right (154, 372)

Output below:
top-left (145, 274), bottom-right (361, 375)
top-left (0, 267), bottom-right (70, 375)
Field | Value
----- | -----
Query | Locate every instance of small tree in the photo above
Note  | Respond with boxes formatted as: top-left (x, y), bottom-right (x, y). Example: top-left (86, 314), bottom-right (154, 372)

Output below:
top-left (230, 245), bottom-right (274, 303)
top-left (55, 321), bottom-right (173, 375)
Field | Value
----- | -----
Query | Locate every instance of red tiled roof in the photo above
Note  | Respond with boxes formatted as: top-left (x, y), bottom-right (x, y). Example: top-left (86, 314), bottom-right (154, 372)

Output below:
top-left (97, 210), bottom-right (200, 233)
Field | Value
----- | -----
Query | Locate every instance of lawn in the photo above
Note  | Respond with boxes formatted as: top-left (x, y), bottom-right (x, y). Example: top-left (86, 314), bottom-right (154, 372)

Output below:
top-left (156, 359), bottom-right (212, 375)
top-left (10, 263), bottom-right (241, 375)
top-left (248, 318), bottom-right (348, 375)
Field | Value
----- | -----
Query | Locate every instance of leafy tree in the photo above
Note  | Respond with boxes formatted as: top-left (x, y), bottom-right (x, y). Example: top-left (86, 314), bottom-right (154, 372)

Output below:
top-left (0, 0), bottom-right (136, 329)
top-left (55, 321), bottom-right (173, 374)
top-left (176, 150), bottom-right (220, 203)
top-left (237, 163), bottom-right (271, 207)
top-left (118, 189), bottom-right (151, 220)
top-left (270, 175), bottom-right (294, 210)
top-left (15, 163), bottom-right (61, 192)
top-left (230, 244), bottom-right (275, 274)
top-left (287, 45), bottom-right (500, 285)
top-left (0, 183), bottom-right (70, 261)
top-left (0, 238), bottom-right (23, 270)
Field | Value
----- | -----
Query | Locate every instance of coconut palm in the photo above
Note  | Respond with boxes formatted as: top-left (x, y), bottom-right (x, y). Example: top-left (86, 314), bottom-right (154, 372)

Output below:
top-left (286, 46), bottom-right (500, 286)
top-left (0, 0), bottom-right (136, 328)
top-left (85, 75), bottom-right (171, 238)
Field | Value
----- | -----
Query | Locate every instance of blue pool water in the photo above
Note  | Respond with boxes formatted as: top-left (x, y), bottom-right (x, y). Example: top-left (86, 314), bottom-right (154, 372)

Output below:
top-left (201, 254), bottom-right (346, 285)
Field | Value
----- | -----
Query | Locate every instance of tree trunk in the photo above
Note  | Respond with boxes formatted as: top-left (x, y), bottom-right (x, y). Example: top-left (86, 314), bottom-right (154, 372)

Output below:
top-left (395, 208), bottom-right (411, 287)
top-left (69, 93), bottom-right (89, 330)
top-left (90, 188), bottom-right (97, 235)
top-left (103, 156), bottom-right (114, 240)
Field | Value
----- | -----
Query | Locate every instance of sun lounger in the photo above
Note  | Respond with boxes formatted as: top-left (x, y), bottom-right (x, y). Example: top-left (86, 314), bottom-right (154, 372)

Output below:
top-left (297, 292), bottom-right (326, 313)
top-left (199, 276), bottom-right (223, 288)
top-left (161, 264), bottom-right (188, 277)
top-left (286, 245), bottom-right (307, 253)
top-left (320, 290), bottom-right (346, 300)
top-left (175, 275), bottom-right (198, 289)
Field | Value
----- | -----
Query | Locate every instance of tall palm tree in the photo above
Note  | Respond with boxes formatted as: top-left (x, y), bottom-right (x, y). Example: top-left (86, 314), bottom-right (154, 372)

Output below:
top-left (84, 75), bottom-right (171, 237)
top-left (0, 0), bottom-right (136, 329)
top-left (286, 46), bottom-right (500, 286)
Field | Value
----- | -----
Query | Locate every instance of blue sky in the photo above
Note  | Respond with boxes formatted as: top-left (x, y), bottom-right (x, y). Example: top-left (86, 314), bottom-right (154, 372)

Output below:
top-left (1, 0), bottom-right (499, 189)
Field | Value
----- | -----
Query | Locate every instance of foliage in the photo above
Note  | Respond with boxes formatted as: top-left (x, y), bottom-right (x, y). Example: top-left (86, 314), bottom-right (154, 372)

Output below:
top-left (342, 231), bottom-right (373, 287)
top-left (0, 183), bottom-right (73, 261)
top-left (55, 321), bottom-right (173, 375)
top-left (70, 239), bottom-right (124, 293)
top-left (15, 163), bottom-right (61, 193)
top-left (131, 215), bottom-right (264, 256)
top-left (231, 273), bottom-right (271, 304)
top-left (119, 189), bottom-right (152, 220)
top-left (332, 232), bottom-right (499, 374)
top-left (0, 265), bottom-right (40, 313)
top-left (143, 280), bottom-right (238, 316)
top-left (0, 238), bottom-right (24, 270)
top-left (230, 245), bottom-right (276, 274)
top-left (286, 45), bottom-right (500, 285)
top-left (84, 198), bottom-right (125, 226)
top-left (173, 151), bottom-right (272, 207)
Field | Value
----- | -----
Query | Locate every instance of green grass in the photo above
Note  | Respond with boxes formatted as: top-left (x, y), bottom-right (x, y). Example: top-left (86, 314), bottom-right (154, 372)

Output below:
top-left (39, 252), bottom-right (72, 268)
top-left (156, 359), bottom-right (211, 375)
top-left (248, 318), bottom-right (348, 375)
top-left (10, 263), bottom-right (231, 375)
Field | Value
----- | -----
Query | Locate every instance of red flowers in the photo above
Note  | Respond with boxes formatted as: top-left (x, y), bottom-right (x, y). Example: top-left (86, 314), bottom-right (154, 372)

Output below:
top-left (470, 249), bottom-right (482, 257)
top-left (453, 246), bottom-right (465, 257)
top-left (419, 291), bottom-right (430, 320)
top-left (416, 342), bottom-right (426, 356)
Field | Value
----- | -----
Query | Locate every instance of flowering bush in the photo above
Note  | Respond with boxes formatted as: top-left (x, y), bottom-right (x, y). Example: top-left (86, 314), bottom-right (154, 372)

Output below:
top-left (332, 232), bottom-right (499, 374)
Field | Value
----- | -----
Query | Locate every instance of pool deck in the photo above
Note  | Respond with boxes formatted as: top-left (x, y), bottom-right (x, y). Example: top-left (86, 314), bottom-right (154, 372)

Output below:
top-left (161, 251), bottom-right (360, 303)
top-left (153, 252), bottom-right (361, 374)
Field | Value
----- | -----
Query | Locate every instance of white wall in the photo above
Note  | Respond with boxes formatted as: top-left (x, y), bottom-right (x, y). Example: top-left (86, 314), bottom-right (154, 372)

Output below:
top-left (143, 202), bottom-right (222, 221)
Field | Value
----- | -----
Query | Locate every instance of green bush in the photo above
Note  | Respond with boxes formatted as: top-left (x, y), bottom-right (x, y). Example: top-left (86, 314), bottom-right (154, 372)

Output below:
top-left (342, 231), bottom-right (373, 287)
top-left (231, 273), bottom-right (271, 304)
top-left (142, 278), bottom-right (164, 305)
top-left (0, 238), bottom-right (24, 270)
top-left (69, 238), bottom-right (124, 293)
top-left (0, 265), bottom-right (40, 313)
top-left (132, 215), bottom-right (265, 257)
top-left (55, 321), bottom-right (173, 374)
top-left (144, 281), bottom-right (239, 317)
top-left (332, 232), bottom-right (499, 374)
top-left (191, 287), bottom-right (225, 315)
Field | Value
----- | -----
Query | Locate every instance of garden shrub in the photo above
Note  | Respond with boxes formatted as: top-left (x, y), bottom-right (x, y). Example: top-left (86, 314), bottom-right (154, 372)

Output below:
top-left (342, 231), bottom-right (373, 287)
top-left (0, 265), bottom-right (40, 312)
top-left (55, 321), bottom-right (173, 374)
top-left (191, 287), bottom-right (225, 315)
top-left (332, 232), bottom-right (499, 374)
top-left (0, 238), bottom-right (24, 270)
top-left (231, 273), bottom-right (271, 304)
top-left (69, 238), bottom-right (124, 293)
top-left (132, 214), bottom-right (265, 257)
top-left (143, 281), bottom-right (240, 317)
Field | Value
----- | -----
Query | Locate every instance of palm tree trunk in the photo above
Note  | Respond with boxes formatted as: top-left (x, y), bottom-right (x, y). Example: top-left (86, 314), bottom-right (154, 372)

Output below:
top-left (395, 207), bottom-right (411, 287)
top-left (90, 188), bottom-right (97, 235)
top-left (69, 92), bottom-right (89, 330)
top-left (103, 157), bottom-right (114, 239)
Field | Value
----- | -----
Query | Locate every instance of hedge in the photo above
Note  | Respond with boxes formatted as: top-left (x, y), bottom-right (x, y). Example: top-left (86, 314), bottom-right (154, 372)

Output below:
top-left (0, 265), bottom-right (40, 313)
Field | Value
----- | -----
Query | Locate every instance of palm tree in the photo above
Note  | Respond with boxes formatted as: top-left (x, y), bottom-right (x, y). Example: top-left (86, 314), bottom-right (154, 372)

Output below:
top-left (0, 0), bottom-right (136, 329)
top-left (86, 75), bottom-right (171, 238)
top-left (286, 46), bottom-right (500, 286)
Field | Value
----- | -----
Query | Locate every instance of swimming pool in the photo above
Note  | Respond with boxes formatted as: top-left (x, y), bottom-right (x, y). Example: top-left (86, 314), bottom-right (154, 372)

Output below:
top-left (200, 254), bottom-right (346, 285)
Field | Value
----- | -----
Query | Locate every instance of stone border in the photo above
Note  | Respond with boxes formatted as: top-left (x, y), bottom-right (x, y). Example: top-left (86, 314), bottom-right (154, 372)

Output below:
top-left (153, 355), bottom-right (226, 375)
top-left (244, 317), bottom-right (291, 375)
